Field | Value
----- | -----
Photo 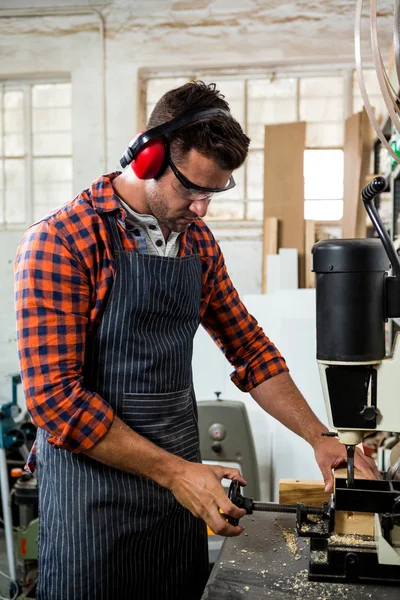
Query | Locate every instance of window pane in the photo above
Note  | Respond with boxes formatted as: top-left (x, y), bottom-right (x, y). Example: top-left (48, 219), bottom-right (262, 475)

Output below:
top-left (32, 83), bottom-right (71, 108)
top-left (247, 201), bottom-right (263, 220)
top-left (304, 149), bottom-right (344, 200)
top-left (32, 107), bottom-right (71, 133)
top-left (206, 201), bottom-right (244, 220)
top-left (300, 97), bottom-right (343, 122)
top-left (300, 77), bottom-right (344, 97)
top-left (147, 78), bottom-right (189, 104)
top-left (219, 164), bottom-right (244, 202)
top-left (5, 159), bottom-right (25, 223)
top-left (247, 150), bottom-right (263, 201)
top-left (212, 80), bottom-right (244, 125)
top-left (33, 157), bottom-right (72, 221)
top-left (248, 78), bottom-right (297, 99)
top-left (32, 90), bottom-right (72, 156)
top-left (146, 78), bottom-right (189, 120)
top-left (306, 122), bottom-right (344, 148)
top-left (4, 90), bottom-right (23, 109)
top-left (33, 132), bottom-right (72, 156)
top-left (353, 69), bottom-right (386, 124)
top-left (4, 90), bottom-right (24, 157)
top-left (248, 79), bottom-right (297, 148)
top-left (305, 199), bottom-right (343, 221)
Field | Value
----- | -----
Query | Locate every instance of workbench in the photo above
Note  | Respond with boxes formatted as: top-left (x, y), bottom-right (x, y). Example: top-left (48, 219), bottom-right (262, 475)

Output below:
top-left (201, 512), bottom-right (399, 599)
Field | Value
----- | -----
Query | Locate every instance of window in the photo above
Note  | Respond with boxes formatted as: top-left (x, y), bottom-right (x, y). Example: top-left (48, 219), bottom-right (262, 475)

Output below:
top-left (304, 149), bottom-right (344, 221)
top-left (143, 69), bottom-right (382, 222)
top-left (0, 80), bottom-right (72, 228)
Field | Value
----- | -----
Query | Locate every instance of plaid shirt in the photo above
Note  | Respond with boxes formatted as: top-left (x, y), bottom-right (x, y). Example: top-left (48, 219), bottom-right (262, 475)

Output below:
top-left (15, 172), bottom-right (288, 469)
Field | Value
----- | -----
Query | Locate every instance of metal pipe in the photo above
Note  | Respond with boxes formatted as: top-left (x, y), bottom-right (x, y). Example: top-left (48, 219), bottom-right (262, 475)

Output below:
top-left (0, 448), bottom-right (16, 582)
top-left (253, 501), bottom-right (325, 516)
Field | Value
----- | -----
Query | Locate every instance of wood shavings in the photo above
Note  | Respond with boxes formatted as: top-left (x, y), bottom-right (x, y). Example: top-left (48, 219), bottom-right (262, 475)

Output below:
top-left (278, 525), bottom-right (302, 560)
top-left (329, 533), bottom-right (376, 548)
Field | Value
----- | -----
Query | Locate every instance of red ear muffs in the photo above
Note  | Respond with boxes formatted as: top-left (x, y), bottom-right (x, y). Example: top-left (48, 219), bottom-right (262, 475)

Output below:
top-left (131, 135), bottom-right (167, 180)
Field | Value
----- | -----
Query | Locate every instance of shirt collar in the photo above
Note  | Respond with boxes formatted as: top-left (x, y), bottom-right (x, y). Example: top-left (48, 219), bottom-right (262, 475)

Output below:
top-left (89, 172), bottom-right (123, 213)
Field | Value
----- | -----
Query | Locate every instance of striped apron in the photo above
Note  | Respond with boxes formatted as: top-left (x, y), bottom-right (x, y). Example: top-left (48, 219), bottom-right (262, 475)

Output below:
top-left (36, 213), bottom-right (209, 600)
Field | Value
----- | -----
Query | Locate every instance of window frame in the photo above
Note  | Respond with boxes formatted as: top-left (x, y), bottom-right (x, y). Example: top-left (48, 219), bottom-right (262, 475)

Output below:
top-left (0, 76), bottom-right (71, 231)
top-left (138, 65), bottom-right (379, 225)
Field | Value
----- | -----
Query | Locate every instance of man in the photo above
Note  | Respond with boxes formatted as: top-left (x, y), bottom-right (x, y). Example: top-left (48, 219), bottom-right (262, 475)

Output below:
top-left (15, 81), bottom-right (379, 600)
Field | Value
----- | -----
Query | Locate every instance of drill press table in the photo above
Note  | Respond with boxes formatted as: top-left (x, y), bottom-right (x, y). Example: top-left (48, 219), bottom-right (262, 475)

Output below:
top-left (201, 512), bottom-right (399, 599)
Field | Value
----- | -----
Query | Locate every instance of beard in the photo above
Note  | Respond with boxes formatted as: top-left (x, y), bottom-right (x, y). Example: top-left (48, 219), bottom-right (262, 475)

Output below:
top-left (146, 184), bottom-right (197, 233)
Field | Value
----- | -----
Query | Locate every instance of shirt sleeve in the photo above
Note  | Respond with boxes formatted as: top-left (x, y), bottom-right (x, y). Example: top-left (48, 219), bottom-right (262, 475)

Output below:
top-left (14, 220), bottom-right (114, 453)
top-left (200, 245), bottom-right (289, 393)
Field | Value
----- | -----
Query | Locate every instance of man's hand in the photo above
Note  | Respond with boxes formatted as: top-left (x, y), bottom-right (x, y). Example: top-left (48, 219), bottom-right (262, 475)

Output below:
top-left (169, 462), bottom-right (247, 536)
top-left (313, 436), bottom-right (381, 492)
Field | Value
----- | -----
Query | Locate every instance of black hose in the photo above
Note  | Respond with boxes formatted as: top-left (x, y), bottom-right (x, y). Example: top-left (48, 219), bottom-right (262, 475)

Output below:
top-left (361, 177), bottom-right (400, 283)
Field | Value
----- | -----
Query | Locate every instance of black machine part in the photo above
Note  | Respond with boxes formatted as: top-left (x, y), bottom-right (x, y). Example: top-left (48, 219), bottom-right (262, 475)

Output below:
top-left (312, 176), bottom-right (400, 364)
top-left (227, 481), bottom-right (334, 538)
top-left (312, 239), bottom-right (389, 362)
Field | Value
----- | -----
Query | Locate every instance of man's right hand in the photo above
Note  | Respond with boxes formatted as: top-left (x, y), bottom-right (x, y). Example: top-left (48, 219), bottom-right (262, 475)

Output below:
top-left (168, 462), bottom-right (247, 536)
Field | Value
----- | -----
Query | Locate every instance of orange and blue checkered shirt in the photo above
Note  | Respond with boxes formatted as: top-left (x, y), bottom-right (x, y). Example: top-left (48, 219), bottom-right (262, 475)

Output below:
top-left (15, 172), bottom-right (288, 469)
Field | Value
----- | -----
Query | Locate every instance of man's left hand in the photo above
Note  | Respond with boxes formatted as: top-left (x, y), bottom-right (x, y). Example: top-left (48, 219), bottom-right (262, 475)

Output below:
top-left (313, 436), bottom-right (382, 492)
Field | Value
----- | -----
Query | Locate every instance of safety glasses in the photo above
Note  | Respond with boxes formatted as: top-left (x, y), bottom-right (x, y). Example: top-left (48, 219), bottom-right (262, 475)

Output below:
top-left (169, 158), bottom-right (236, 194)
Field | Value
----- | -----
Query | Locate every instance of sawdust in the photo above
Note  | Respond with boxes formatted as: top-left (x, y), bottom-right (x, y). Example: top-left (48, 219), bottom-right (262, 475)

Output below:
top-left (310, 549), bottom-right (328, 564)
top-left (278, 568), bottom-right (352, 598)
top-left (329, 533), bottom-right (376, 548)
top-left (278, 525), bottom-right (302, 560)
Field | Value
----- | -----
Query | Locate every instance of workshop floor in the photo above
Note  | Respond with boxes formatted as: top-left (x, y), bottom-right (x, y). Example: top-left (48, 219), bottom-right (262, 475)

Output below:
top-left (0, 530), bottom-right (13, 599)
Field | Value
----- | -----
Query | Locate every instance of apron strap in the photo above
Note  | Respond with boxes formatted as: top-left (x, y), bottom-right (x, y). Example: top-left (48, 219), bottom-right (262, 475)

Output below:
top-left (103, 213), bottom-right (124, 253)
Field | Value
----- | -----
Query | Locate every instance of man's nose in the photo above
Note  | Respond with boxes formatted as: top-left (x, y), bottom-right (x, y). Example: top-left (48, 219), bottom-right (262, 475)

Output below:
top-left (188, 198), bottom-right (210, 218)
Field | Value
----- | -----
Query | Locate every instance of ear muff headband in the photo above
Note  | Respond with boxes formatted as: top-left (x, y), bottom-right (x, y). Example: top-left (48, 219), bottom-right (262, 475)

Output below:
top-left (119, 107), bottom-right (230, 175)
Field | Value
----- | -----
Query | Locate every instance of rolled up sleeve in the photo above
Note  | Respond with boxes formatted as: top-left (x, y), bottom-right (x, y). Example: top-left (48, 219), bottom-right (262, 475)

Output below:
top-left (201, 249), bottom-right (288, 392)
top-left (15, 220), bottom-right (114, 453)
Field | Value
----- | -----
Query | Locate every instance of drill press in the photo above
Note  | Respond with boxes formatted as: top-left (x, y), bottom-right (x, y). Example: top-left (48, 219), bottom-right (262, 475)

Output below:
top-left (228, 177), bottom-right (400, 584)
top-left (311, 176), bottom-right (400, 578)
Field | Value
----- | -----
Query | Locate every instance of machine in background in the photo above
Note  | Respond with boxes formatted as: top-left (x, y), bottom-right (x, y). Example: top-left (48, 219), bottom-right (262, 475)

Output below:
top-left (0, 375), bottom-right (38, 599)
top-left (198, 394), bottom-right (260, 563)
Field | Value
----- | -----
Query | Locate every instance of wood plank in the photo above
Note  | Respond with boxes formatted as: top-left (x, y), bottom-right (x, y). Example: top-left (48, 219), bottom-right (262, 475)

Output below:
top-left (261, 216), bottom-right (278, 293)
top-left (264, 122), bottom-right (306, 288)
top-left (342, 108), bottom-right (373, 239)
top-left (278, 477), bottom-right (374, 536)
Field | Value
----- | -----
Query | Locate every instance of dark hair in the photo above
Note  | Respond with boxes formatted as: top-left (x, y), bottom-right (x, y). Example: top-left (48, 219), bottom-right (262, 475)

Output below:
top-left (147, 81), bottom-right (250, 171)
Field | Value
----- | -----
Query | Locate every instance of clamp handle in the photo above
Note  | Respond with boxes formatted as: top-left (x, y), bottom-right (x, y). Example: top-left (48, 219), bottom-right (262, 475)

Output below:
top-left (227, 480), bottom-right (254, 526)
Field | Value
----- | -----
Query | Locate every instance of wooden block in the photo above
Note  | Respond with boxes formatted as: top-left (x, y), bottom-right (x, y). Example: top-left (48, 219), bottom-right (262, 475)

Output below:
top-left (335, 510), bottom-right (374, 536)
top-left (261, 217), bottom-right (278, 293)
top-left (279, 477), bottom-right (374, 536)
top-left (279, 478), bottom-right (329, 507)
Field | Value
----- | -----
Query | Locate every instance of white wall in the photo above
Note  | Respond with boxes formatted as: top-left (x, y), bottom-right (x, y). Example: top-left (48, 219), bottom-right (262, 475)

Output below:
top-left (193, 289), bottom-right (328, 502)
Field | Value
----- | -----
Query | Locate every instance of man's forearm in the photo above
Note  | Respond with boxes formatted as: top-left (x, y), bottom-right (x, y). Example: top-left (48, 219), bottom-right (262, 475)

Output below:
top-left (82, 415), bottom-right (184, 489)
top-left (250, 371), bottom-right (328, 447)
